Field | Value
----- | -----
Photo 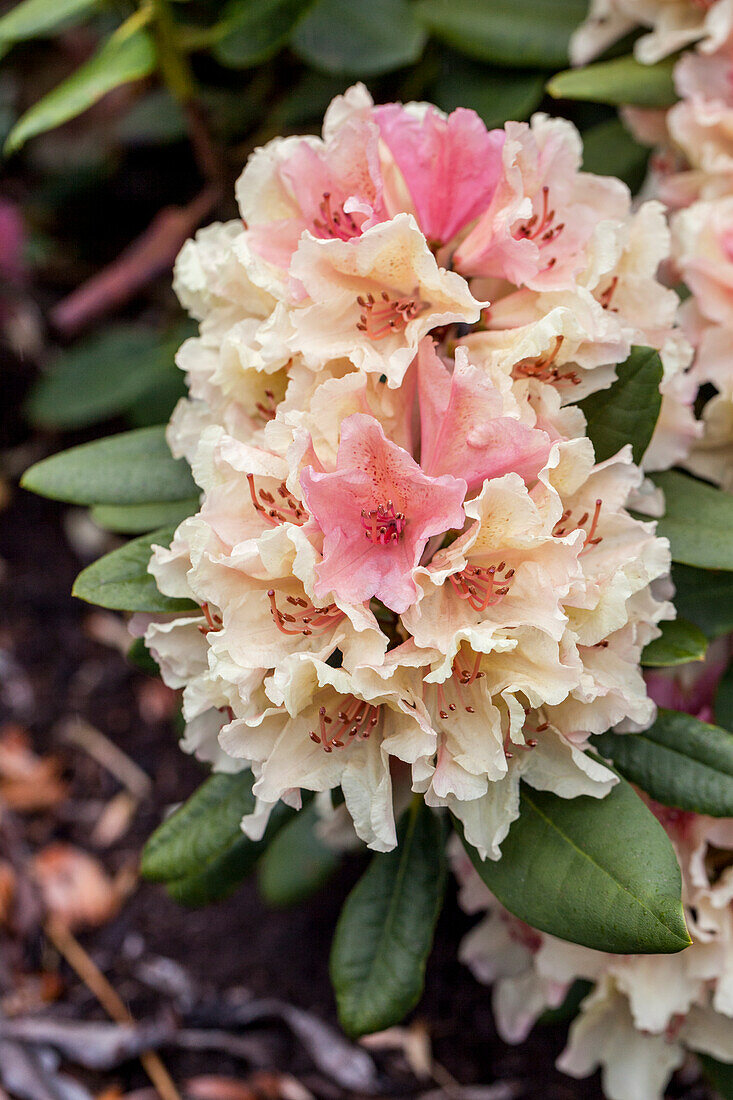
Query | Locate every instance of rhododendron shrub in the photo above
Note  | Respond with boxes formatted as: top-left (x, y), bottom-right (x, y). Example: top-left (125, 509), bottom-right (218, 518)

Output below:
top-left (21, 78), bottom-right (733, 1089)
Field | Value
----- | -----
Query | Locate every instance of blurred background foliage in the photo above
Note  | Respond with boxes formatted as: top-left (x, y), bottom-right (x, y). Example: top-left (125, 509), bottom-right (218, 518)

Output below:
top-left (0, 0), bottom-right (653, 441)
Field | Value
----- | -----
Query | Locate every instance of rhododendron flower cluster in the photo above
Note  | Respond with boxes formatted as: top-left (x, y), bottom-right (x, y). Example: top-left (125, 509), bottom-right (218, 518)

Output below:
top-left (452, 640), bottom-right (733, 1100)
top-left (608, 26), bottom-right (733, 491)
top-left (144, 86), bottom-right (683, 857)
top-left (571, 0), bottom-right (733, 66)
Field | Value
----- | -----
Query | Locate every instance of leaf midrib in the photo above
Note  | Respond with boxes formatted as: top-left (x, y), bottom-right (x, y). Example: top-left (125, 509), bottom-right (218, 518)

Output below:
top-left (522, 788), bottom-right (689, 948)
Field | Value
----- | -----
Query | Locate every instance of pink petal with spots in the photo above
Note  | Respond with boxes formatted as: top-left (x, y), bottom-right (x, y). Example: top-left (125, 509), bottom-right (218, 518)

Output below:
top-left (417, 339), bottom-right (552, 491)
top-left (374, 104), bottom-right (505, 245)
top-left (300, 413), bottom-right (466, 613)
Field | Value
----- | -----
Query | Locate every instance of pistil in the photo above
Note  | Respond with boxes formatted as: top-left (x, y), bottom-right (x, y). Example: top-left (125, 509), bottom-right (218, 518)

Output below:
top-left (361, 501), bottom-right (406, 546)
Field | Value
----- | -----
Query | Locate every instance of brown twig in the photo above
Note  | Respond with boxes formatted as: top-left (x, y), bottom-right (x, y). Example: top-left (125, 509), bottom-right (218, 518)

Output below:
top-left (49, 186), bottom-right (219, 336)
top-left (45, 917), bottom-right (182, 1100)
top-left (58, 716), bottom-right (152, 801)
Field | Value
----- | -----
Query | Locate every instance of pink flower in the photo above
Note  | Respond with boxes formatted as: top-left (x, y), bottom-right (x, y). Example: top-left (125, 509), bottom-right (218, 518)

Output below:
top-left (239, 116), bottom-right (387, 271)
top-left (300, 413), bottom-right (467, 613)
top-left (454, 116), bottom-right (628, 292)
top-left (373, 103), bottom-right (505, 246)
top-left (417, 339), bottom-right (552, 491)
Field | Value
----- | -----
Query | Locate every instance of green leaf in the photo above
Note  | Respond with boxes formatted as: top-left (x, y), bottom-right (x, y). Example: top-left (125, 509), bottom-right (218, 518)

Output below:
top-left (700, 1053), bottom-right (733, 1099)
top-left (594, 710), bottom-right (733, 818)
top-left (72, 525), bottom-right (197, 613)
top-left (127, 637), bottom-right (160, 677)
top-left (547, 55), bottom-right (677, 108)
top-left (671, 564), bottom-right (733, 639)
top-left (433, 59), bottom-right (545, 129)
top-left (641, 618), bottom-right (707, 668)
top-left (258, 802), bottom-right (339, 908)
top-left (214, 0), bottom-right (315, 68)
top-left (25, 324), bottom-right (188, 431)
top-left (715, 663), bottom-right (733, 733)
top-left (653, 471), bottom-right (733, 571)
top-left (330, 802), bottom-right (446, 1037)
top-left (0, 0), bottom-right (98, 45)
top-left (116, 88), bottom-right (186, 146)
top-left (91, 498), bottom-right (198, 534)
top-left (292, 0), bottom-right (427, 77)
top-left (142, 771), bottom-right (290, 907)
top-left (577, 346), bottom-right (663, 464)
top-left (21, 426), bottom-right (197, 506)
top-left (538, 979), bottom-right (593, 1026)
top-left (582, 117), bottom-right (649, 192)
top-left (461, 778), bottom-right (690, 955)
top-left (125, 369), bottom-right (188, 428)
top-left (5, 28), bottom-right (156, 154)
top-left (415, 0), bottom-right (588, 70)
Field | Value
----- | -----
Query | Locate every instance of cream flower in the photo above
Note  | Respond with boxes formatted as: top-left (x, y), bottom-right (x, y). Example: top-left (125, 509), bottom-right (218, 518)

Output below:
top-left (287, 213), bottom-right (484, 385)
top-left (570, 0), bottom-right (733, 66)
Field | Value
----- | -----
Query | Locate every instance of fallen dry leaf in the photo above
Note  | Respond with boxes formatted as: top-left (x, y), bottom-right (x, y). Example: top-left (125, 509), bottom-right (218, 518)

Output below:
top-left (0, 1016), bottom-right (175, 1071)
top-left (184, 1079), bottom-right (258, 1100)
top-left (30, 843), bottom-right (123, 930)
top-left (0, 725), bottom-right (67, 813)
top-left (361, 1021), bottom-right (433, 1080)
top-left (0, 859), bottom-right (16, 926)
top-left (91, 791), bottom-right (137, 848)
top-left (186, 1076), bottom-right (312, 1100)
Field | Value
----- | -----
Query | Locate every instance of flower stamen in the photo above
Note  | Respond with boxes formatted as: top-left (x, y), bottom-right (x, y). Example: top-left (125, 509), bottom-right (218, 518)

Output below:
top-left (198, 602), bottom-right (223, 634)
top-left (361, 500), bottom-right (406, 545)
top-left (513, 336), bottom-right (580, 386)
top-left (355, 291), bottom-right (421, 340)
top-left (449, 561), bottom-right (515, 611)
top-left (553, 498), bottom-right (603, 552)
top-left (312, 191), bottom-right (361, 241)
top-left (248, 474), bottom-right (308, 527)
top-left (309, 695), bottom-right (381, 752)
top-left (267, 589), bottom-right (344, 637)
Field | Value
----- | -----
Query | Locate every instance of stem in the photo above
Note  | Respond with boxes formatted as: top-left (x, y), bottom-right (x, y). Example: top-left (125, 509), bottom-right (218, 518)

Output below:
top-left (149, 0), bottom-right (224, 187)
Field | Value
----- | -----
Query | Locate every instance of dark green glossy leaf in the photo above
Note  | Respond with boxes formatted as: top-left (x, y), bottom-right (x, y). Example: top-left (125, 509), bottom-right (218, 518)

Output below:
top-left (700, 1053), bottom-right (733, 1098)
top-left (214, 0), bottom-right (315, 68)
top-left (716, 664), bottom-right (733, 733)
top-left (21, 426), bottom-right (197, 506)
top-left (91, 498), bottom-right (198, 534)
top-left (671, 564), bottom-right (733, 639)
top-left (461, 778), bottom-right (690, 954)
top-left (25, 325), bottom-right (187, 430)
top-left (330, 802), bottom-right (446, 1037)
top-left (292, 0), bottom-right (426, 76)
top-left (653, 471), bottom-right (733, 571)
top-left (72, 525), bottom-right (197, 613)
top-left (641, 618), bottom-right (707, 668)
top-left (433, 58), bottom-right (545, 129)
top-left (548, 54), bottom-right (677, 107)
top-left (415, 0), bottom-right (588, 70)
top-left (127, 637), bottom-right (160, 677)
top-left (578, 346), bottom-right (663, 464)
top-left (0, 0), bottom-right (98, 44)
top-left (5, 28), bottom-right (156, 154)
top-left (582, 116), bottom-right (649, 192)
top-left (258, 802), bottom-right (339, 908)
top-left (594, 709), bottom-right (733, 816)
top-left (142, 771), bottom-right (291, 907)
